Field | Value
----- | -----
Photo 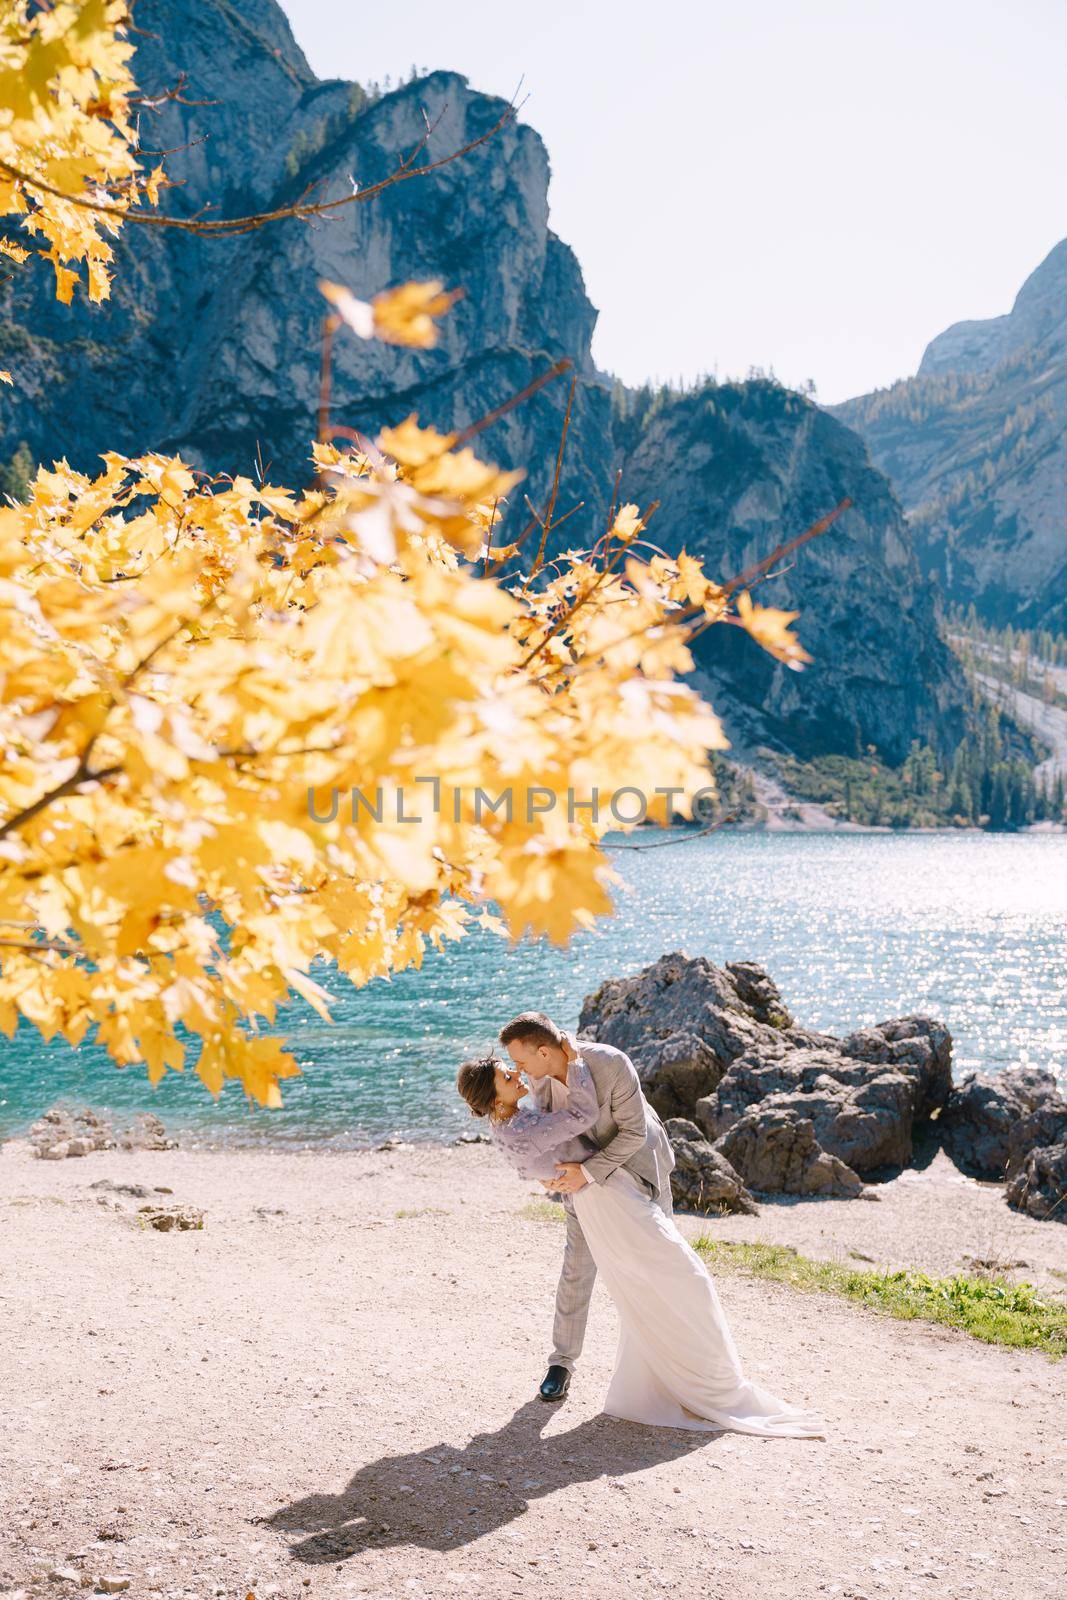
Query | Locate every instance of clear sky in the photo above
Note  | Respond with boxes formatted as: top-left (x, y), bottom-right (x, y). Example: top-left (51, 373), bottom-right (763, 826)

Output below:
top-left (283, 0), bottom-right (1067, 403)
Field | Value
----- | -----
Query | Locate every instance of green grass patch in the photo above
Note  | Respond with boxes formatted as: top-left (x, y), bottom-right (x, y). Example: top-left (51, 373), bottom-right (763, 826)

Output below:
top-left (519, 1199), bottom-right (566, 1224)
top-left (694, 1239), bottom-right (1067, 1358)
top-left (393, 1207), bottom-right (449, 1220)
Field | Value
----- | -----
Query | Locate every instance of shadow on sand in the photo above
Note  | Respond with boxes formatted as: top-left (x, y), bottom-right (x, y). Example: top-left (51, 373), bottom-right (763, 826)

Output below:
top-left (265, 1398), bottom-right (717, 1560)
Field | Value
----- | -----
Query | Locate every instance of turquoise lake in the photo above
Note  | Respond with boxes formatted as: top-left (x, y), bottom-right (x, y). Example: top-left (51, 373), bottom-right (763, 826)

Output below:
top-left (1, 831), bottom-right (1064, 1146)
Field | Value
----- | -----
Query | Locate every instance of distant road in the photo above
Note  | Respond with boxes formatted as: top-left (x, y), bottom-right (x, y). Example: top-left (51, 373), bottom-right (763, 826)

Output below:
top-left (955, 635), bottom-right (1067, 700)
top-left (973, 670), bottom-right (1067, 785)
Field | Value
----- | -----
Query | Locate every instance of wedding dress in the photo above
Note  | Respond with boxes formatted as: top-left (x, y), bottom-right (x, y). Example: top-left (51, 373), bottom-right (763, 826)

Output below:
top-left (573, 1167), bottom-right (826, 1437)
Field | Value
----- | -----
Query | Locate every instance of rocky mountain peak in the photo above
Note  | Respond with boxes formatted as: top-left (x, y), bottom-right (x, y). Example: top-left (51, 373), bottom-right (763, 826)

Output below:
top-left (918, 237), bottom-right (1067, 378)
top-left (837, 234), bottom-right (1067, 627)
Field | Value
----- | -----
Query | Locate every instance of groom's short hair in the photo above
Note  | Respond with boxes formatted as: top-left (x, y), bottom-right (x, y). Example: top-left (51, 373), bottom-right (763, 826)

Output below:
top-left (499, 1011), bottom-right (564, 1050)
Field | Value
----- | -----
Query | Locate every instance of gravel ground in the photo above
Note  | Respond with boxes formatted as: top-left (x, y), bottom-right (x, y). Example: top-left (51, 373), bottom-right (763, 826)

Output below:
top-left (2, 1139), bottom-right (1065, 1600)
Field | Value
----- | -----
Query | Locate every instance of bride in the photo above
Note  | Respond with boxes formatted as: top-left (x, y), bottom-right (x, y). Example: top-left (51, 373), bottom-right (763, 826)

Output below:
top-left (457, 1042), bottom-right (825, 1439)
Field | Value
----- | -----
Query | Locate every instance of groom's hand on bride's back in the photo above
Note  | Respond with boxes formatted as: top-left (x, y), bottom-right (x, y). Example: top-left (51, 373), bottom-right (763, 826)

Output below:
top-left (546, 1161), bottom-right (590, 1194)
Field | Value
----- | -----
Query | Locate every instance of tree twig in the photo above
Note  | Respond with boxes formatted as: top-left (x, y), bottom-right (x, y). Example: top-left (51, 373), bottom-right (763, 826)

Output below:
top-left (721, 498), bottom-right (852, 595)
top-left (0, 760), bottom-right (123, 841)
top-left (449, 359), bottom-right (571, 450)
top-left (523, 372), bottom-right (576, 588)
top-left (0, 96), bottom-right (518, 239)
top-left (602, 810), bottom-right (740, 850)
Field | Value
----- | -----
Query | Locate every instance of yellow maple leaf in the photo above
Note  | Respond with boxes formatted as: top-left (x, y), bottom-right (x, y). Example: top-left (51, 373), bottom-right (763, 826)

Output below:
top-left (50, 259), bottom-right (79, 305)
top-left (371, 280), bottom-right (460, 347)
top-left (320, 278), bottom-right (459, 348)
top-left (676, 550), bottom-right (713, 605)
top-left (610, 504), bottom-right (645, 544)
top-left (735, 589), bottom-right (812, 669)
top-left (144, 164), bottom-right (166, 206)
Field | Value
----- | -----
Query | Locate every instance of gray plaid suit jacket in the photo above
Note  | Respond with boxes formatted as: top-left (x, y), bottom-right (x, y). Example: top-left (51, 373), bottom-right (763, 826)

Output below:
top-left (530, 1039), bottom-right (675, 1370)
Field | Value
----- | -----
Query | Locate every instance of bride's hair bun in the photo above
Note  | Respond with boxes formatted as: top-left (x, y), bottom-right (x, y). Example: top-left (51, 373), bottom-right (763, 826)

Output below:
top-left (457, 1053), bottom-right (502, 1118)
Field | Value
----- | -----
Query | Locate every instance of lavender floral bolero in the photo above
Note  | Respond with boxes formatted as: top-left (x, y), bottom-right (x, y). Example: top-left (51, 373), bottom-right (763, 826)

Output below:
top-left (490, 1054), bottom-right (600, 1182)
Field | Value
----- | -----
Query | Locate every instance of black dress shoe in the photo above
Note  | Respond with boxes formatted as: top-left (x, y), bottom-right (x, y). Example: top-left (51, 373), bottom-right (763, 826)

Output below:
top-left (539, 1364), bottom-right (571, 1403)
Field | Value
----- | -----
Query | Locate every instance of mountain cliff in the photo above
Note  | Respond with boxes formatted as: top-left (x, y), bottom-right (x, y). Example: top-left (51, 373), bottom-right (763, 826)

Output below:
top-left (0, 0), bottom-right (967, 765)
top-left (614, 382), bottom-right (964, 760)
top-left (834, 240), bottom-right (1067, 630)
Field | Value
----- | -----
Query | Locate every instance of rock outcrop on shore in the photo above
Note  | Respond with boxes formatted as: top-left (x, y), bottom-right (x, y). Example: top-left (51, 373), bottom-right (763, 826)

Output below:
top-left (941, 1067), bottom-right (1067, 1222)
top-left (27, 1107), bottom-right (177, 1160)
top-left (580, 951), bottom-right (1065, 1220)
top-left (661, 1118), bottom-right (760, 1215)
top-left (715, 1108), bottom-right (869, 1200)
top-left (580, 951), bottom-right (951, 1202)
top-left (1006, 1140), bottom-right (1067, 1221)
top-left (940, 1066), bottom-right (1063, 1178)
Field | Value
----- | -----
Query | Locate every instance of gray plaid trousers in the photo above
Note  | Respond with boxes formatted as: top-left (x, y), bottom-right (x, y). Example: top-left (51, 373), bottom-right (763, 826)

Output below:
top-left (549, 1176), bottom-right (674, 1371)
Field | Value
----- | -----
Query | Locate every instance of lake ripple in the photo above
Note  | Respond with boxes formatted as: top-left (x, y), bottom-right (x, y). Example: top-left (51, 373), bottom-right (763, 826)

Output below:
top-left (1, 832), bottom-right (1063, 1146)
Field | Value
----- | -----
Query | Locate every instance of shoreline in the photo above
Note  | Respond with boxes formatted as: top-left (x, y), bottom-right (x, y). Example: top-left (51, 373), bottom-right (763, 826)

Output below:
top-left (5, 1135), bottom-right (1067, 1293)
top-left (634, 815), bottom-right (1067, 837)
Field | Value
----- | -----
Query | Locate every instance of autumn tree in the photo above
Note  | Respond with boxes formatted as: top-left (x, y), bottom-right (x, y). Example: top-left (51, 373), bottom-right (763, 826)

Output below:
top-left (0, 0), bottom-right (833, 1106)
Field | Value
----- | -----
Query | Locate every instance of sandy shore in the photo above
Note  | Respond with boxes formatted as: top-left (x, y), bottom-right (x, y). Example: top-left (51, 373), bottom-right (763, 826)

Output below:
top-left (3, 1139), bottom-right (1066, 1600)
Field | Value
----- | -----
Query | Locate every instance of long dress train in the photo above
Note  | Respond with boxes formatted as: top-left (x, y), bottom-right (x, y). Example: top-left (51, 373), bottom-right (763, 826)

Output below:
top-left (573, 1167), bottom-right (826, 1437)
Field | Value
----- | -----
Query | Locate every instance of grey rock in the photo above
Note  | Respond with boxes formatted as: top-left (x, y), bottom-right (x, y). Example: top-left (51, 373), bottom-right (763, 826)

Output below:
top-left (89, 1180), bottom-right (152, 1199)
top-left (700, 1024), bottom-right (953, 1177)
top-left (119, 1113), bottom-right (177, 1152)
top-left (30, 1108), bottom-right (116, 1159)
top-left (703, 1064), bottom-right (917, 1173)
top-left (30, 1106), bottom-right (176, 1158)
top-left (137, 1205), bottom-right (203, 1232)
top-left (663, 1118), bottom-right (759, 1215)
top-left (1007, 1097), bottom-right (1067, 1177)
top-left (581, 950), bottom-right (951, 1179)
top-left (724, 961), bottom-right (794, 1029)
top-left (581, 951), bottom-right (953, 1195)
top-left (836, 1015), bottom-right (953, 1121)
top-left (48, 1570), bottom-right (81, 1585)
top-left (1004, 1141), bottom-right (1067, 1223)
top-left (716, 1109), bottom-right (866, 1197)
top-left (579, 951), bottom-right (789, 1119)
top-left (941, 1066), bottom-right (1063, 1179)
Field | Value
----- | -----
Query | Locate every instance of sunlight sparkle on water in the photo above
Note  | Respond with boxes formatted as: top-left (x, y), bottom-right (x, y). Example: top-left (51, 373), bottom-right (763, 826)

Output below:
top-left (0, 832), bottom-right (1063, 1145)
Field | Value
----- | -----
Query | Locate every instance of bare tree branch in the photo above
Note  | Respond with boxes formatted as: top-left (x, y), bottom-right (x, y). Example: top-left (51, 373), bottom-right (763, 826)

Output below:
top-left (602, 809), bottom-right (740, 850)
top-left (722, 498), bottom-right (853, 595)
top-left (0, 97), bottom-right (517, 239)
top-left (523, 371), bottom-right (576, 587)
top-left (449, 359), bottom-right (572, 451)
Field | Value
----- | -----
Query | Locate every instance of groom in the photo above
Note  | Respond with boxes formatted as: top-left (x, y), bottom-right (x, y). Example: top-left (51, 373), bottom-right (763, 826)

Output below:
top-left (499, 1011), bottom-right (675, 1403)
